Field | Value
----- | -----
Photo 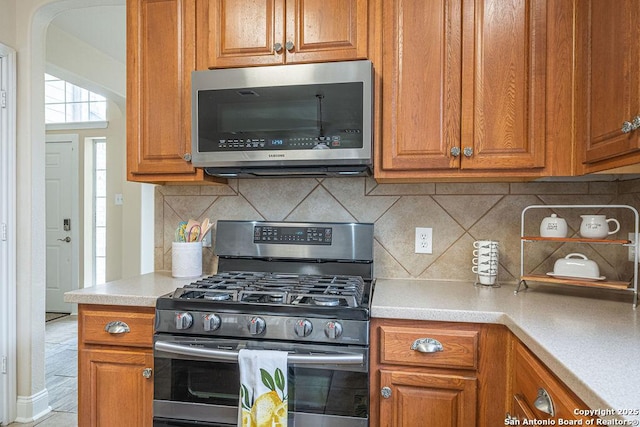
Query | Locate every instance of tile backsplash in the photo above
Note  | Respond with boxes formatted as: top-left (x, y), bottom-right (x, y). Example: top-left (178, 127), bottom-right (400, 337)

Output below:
top-left (155, 177), bottom-right (640, 284)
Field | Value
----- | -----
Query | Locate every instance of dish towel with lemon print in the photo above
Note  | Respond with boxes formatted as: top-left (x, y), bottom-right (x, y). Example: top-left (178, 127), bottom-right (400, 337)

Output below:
top-left (238, 349), bottom-right (288, 427)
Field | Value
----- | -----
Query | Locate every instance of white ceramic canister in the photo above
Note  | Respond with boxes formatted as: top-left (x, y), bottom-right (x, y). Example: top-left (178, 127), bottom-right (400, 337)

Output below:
top-left (540, 214), bottom-right (568, 238)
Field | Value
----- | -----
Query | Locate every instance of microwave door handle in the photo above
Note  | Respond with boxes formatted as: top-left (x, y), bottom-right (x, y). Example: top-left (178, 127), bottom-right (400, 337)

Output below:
top-left (154, 341), bottom-right (364, 365)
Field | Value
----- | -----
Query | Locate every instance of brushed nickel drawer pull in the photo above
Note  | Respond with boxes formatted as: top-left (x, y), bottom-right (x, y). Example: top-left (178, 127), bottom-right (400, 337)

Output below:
top-left (142, 368), bottom-right (152, 379)
top-left (411, 338), bottom-right (443, 353)
top-left (104, 321), bottom-right (130, 334)
top-left (533, 387), bottom-right (555, 417)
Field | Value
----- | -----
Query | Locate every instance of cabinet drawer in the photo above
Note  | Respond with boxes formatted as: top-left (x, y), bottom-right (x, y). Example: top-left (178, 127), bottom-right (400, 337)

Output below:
top-left (79, 305), bottom-right (154, 348)
top-left (513, 340), bottom-right (591, 421)
top-left (379, 325), bottom-right (478, 369)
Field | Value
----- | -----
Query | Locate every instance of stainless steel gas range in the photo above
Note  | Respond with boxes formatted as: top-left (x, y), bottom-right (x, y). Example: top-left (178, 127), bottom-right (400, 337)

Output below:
top-left (153, 220), bottom-right (374, 427)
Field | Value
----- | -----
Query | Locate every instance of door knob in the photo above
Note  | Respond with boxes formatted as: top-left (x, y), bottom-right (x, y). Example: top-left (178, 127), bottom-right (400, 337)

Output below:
top-left (57, 236), bottom-right (71, 243)
top-left (381, 387), bottom-right (392, 399)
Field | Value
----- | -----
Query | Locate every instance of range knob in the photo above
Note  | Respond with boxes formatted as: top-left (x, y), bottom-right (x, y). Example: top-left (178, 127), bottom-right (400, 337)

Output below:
top-left (248, 317), bottom-right (266, 335)
top-left (294, 319), bottom-right (313, 337)
top-left (203, 313), bottom-right (221, 332)
top-left (175, 312), bottom-right (193, 330)
top-left (324, 321), bottom-right (343, 339)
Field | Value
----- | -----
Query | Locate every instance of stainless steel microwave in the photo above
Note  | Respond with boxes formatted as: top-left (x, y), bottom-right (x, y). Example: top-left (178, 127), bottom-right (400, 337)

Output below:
top-left (191, 60), bottom-right (373, 178)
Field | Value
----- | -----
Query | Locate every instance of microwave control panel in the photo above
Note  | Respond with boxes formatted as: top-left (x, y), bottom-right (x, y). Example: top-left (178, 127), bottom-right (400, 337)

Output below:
top-left (216, 135), bottom-right (350, 150)
top-left (254, 226), bottom-right (332, 245)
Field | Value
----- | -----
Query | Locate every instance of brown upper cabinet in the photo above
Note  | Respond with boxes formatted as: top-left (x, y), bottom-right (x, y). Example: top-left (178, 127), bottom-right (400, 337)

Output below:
top-left (576, 0), bottom-right (640, 174)
top-left (127, 0), bottom-right (217, 183)
top-left (374, 0), bottom-right (575, 180)
top-left (196, 0), bottom-right (369, 69)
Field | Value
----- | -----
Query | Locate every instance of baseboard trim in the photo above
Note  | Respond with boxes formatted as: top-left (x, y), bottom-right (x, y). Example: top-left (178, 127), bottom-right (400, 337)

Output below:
top-left (14, 389), bottom-right (51, 423)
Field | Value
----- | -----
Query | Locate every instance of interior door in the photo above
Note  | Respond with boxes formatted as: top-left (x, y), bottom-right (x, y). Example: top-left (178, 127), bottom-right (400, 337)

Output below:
top-left (45, 139), bottom-right (76, 313)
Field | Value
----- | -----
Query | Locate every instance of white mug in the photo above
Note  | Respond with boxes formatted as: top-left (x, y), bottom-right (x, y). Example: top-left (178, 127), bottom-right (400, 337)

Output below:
top-left (473, 248), bottom-right (499, 258)
top-left (579, 215), bottom-right (620, 239)
top-left (473, 240), bottom-right (499, 249)
top-left (472, 257), bottom-right (498, 266)
top-left (478, 275), bottom-right (497, 285)
top-left (472, 265), bottom-right (497, 275)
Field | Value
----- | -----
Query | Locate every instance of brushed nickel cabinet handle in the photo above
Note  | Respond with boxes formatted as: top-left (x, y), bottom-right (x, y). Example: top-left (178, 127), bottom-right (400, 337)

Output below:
top-left (463, 147), bottom-right (473, 157)
top-left (285, 41), bottom-right (294, 51)
top-left (411, 338), bottom-right (443, 353)
top-left (621, 116), bottom-right (640, 133)
top-left (142, 368), bottom-right (152, 379)
top-left (450, 147), bottom-right (461, 157)
top-left (183, 153), bottom-right (192, 162)
top-left (104, 321), bottom-right (130, 334)
top-left (533, 388), bottom-right (555, 417)
top-left (273, 42), bottom-right (283, 53)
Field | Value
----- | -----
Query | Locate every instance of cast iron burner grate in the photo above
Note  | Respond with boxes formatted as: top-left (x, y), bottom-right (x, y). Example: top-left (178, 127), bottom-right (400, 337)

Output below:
top-left (175, 271), bottom-right (366, 308)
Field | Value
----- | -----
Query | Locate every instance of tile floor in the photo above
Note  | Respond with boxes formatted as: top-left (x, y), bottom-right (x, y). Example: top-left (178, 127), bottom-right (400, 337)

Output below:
top-left (8, 315), bottom-right (78, 426)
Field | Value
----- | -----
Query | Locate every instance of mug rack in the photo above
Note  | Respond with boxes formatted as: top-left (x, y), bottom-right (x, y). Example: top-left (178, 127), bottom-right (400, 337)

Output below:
top-left (517, 204), bottom-right (638, 308)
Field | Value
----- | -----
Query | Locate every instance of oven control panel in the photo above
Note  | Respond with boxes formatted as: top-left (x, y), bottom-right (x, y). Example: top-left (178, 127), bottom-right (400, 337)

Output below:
top-left (254, 226), bottom-right (332, 245)
top-left (156, 310), bottom-right (369, 345)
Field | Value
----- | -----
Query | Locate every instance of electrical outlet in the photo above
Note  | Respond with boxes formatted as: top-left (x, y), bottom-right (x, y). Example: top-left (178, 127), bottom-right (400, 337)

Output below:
top-left (629, 232), bottom-right (637, 262)
top-left (415, 227), bottom-right (433, 254)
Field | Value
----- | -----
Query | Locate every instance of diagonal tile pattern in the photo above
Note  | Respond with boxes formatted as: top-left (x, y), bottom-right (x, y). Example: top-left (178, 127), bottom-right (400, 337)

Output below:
top-left (156, 177), bottom-right (640, 287)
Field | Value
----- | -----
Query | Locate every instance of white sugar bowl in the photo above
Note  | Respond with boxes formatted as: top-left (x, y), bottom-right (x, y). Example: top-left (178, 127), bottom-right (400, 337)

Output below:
top-left (540, 214), bottom-right (568, 238)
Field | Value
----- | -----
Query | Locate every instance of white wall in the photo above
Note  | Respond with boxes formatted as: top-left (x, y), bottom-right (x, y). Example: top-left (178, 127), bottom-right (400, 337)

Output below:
top-left (46, 22), bottom-right (125, 107)
top-left (0, 1), bottom-right (16, 46)
top-left (8, 0), bottom-right (136, 422)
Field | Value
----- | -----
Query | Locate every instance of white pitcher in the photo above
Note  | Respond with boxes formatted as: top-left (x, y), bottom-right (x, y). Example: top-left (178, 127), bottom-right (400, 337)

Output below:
top-left (579, 215), bottom-right (620, 239)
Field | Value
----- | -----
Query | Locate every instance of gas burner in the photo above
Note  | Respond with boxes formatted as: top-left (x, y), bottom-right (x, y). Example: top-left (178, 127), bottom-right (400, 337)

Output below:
top-left (313, 297), bottom-right (340, 306)
top-left (203, 292), bottom-right (232, 301)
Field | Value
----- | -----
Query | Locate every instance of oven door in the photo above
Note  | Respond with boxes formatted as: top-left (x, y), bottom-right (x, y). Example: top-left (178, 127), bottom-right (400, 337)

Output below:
top-left (153, 335), bottom-right (369, 427)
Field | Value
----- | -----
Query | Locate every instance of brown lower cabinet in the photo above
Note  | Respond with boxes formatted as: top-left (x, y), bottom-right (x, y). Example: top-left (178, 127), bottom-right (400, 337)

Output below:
top-left (510, 336), bottom-right (594, 424)
top-left (78, 304), bottom-right (155, 427)
top-left (75, 309), bottom-right (601, 426)
top-left (371, 318), bottom-right (599, 427)
top-left (370, 319), bottom-right (510, 427)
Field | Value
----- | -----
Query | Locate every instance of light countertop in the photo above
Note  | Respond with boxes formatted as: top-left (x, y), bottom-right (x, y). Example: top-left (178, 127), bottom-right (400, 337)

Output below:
top-left (372, 278), bottom-right (640, 422)
top-left (64, 271), bottom-right (196, 307)
top-left (65, 273), bottom-right (640, 422)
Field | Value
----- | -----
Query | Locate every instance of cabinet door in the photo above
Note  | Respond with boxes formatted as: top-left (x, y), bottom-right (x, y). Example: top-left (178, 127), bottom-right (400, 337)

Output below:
top-left (512, 339), bottom-right (593, 423)
top-left (379, 0), bottom-right (463, 171)
top-left (197, 0), bottom-right (286, 68)
top-left (381, 0), bottom-right (462, 171)
top-left (197, 0), bottom-right (368, 69)
top-left (460, 0), bottom-right (547, 170)
top-left (79, 348), bottom-right (153, 427)
top-left (378, 0), bottom-right (546, 174)
top-left (577, 0), bottom-right (640, 166)
top-left (379, 369), bottom-right (476, 427)
top-left (511, 394), bottom-right (537, 423)
top-left (284, 0), bottom-right (368, 64)
top-left (127, 0), bottom-right (206, 183)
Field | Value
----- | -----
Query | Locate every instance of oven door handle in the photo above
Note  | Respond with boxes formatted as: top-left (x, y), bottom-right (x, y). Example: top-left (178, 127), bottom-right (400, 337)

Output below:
top-left (154, 341), bottom-right (365, 365)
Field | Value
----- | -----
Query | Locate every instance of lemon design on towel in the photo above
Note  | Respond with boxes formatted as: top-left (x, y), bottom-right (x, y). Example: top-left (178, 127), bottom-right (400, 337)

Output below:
top-left (241, 368), bottom-right (287, 427)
